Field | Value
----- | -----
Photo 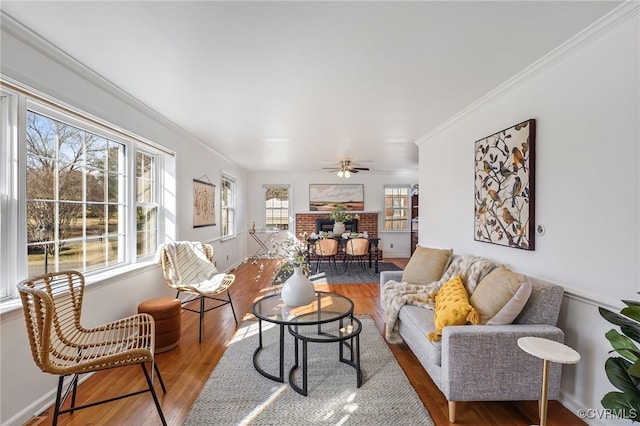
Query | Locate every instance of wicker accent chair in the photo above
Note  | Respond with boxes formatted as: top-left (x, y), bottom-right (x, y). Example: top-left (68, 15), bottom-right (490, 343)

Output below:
top-left (313, 238), bottom-right (339, 274)
top-left (344, 238), bottom-right (370, 272)
top-left (17, 271), bottom-right (167, 426)
top-left (158, 241), bottom-right (237, 343)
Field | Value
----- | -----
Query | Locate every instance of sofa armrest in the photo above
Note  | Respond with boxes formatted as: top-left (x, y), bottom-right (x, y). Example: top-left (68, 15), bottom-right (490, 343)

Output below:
top-left (440, 324), bottom-right (564, 402)
top-left (380, 270), bottom-right (404, 309)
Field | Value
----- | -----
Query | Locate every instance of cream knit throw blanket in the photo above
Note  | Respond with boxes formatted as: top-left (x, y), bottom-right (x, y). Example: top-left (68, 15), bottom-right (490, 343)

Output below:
top-left (156, 241), bottom-right (220, 287)
top-left (382, 255), bottom-right (499, 343)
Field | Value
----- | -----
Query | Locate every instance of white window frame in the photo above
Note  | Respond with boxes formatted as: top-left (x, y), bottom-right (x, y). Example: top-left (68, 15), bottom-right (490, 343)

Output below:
top-left (383, 185), bottom-right (411, 232)
top-left (221, 172), bottom-right (236, 239)
top-left (264, 184), bottom-right (290, 230)
top-left (0, 83), bottom-right (172, 303)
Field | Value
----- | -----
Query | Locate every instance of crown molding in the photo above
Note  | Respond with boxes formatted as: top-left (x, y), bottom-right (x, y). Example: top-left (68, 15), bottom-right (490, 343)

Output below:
top-left (0, 11), bottom-right (236, 163)
top-left (415, 1), bottom-right (640, 146)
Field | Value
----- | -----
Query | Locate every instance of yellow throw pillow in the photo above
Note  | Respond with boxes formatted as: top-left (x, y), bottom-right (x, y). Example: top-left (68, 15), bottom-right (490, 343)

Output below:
top-left (428, 275), bottom-right (479, 342)
top-left (402, 246), bottom-right (453, 286)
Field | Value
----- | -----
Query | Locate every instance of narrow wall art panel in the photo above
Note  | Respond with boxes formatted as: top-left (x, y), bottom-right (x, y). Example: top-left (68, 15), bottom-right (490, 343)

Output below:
top-left (474, 119), bottom-right (536, 250)
top-left (193, 178), bottom-right (216, 227)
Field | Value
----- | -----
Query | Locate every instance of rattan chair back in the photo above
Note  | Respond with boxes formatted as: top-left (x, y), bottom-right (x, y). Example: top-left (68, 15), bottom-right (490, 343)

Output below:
top-left (17, 270), bottom-right (166, 425)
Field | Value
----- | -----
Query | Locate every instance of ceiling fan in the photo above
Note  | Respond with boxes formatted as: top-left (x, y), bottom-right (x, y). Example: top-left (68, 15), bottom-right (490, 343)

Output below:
top-left (323, 160), bottom-right (370, 178)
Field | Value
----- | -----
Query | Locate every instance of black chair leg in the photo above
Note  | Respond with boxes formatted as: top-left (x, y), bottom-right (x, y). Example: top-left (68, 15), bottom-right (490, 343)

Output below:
top-left (227, 291), bottom-right (238, 325)
top-left (199, 296), bottom-right (205, 343)
top-left (153, 360), bottom-right (167, 393)
top-left (141, 363), bottom-right (168, 426)
top-left (53, 376), bottom-right (64, 426)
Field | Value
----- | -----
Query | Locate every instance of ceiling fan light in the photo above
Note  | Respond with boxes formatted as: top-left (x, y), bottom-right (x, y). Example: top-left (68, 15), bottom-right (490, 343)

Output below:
top-left (344, 170), bottom-right (351, 178)
top-left (337, 170), bottom-right (344, 178)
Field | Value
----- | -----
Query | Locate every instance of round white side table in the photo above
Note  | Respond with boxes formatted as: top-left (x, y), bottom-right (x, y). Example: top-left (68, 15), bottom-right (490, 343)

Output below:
top-left (517, 337), bottom-right (580, 426)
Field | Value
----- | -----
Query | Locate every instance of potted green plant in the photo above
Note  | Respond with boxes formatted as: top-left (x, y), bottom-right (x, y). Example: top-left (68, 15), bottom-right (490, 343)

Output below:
top-left (599, 298), bottom-right (640, 421)
top-left (328, 206), bottom-right (359, 234)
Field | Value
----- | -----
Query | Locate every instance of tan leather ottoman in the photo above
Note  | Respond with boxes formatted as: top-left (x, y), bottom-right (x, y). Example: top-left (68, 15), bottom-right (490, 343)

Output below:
top-left (137, 297), bottom-right (181, 353)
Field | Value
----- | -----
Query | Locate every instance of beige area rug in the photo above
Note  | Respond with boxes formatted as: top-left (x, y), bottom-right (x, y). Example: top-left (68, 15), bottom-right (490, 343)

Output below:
top-left (185, 317), bottom-right (434, 425)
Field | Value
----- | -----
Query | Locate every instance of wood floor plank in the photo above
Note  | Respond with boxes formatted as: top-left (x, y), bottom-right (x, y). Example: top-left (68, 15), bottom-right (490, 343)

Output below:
top-left (29, 258), bottom-right (585, 426)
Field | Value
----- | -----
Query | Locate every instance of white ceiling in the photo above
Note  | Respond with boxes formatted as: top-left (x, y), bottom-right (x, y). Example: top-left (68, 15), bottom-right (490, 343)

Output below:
top-left (1, 1), bottom-right (621, 175)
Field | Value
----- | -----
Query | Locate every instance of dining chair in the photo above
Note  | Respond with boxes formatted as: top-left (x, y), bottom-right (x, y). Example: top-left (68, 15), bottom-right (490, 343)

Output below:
top-left (158, 241), bottom-right (237, 343)
top-left (17, 270), bottom-right (167, 426)
top-left (314, 238), bottom-right (339, 274)
top-left (344, 238), bottom-right (369, 273)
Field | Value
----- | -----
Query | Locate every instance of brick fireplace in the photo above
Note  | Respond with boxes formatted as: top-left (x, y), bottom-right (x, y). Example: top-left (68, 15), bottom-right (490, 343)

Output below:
top-left (295, 212), bottom-right (383, 260)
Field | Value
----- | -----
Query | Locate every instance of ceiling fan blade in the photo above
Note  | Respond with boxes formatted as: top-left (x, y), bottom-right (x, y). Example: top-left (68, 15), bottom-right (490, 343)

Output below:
top-left (352, 167), bottom-right (370, 171)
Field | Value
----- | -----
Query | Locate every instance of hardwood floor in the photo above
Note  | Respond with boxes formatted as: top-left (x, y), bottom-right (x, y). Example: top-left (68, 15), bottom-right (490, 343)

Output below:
top-left (31, 258), bottom-right (585, 426)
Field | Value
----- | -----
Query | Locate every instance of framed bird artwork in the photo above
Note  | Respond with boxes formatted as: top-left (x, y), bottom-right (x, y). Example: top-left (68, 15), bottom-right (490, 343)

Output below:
top-left (474, 119), bottom-right (536, 250)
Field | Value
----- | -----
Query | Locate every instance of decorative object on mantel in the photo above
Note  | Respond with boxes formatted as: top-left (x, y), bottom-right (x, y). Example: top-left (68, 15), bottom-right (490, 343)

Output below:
top-left (309, 183), bottom-right (364, 211)
top-left (328, 206), bottom-right (360, 234)
top-left (474, 119), bottom-right (536, 250)
top-left (193, 177), bottom-right (216, 227)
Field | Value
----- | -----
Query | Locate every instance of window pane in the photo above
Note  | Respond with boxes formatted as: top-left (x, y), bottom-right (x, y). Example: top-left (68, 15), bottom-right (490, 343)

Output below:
top-left (26, 157), bottom-right (55, 200)
top-left (86, 169), bottom-right (106, 202)
top-left (108, 204), bottom-right (121, 234)
top-left (58, 124), bottom-right (84, 164)
top-left (135, 152), bottom-right (157, 257)
top-left (265, 186), bottom-right (289, 230)
top-left (86, 136), bottom-right (108, 169)
top-left (384, 186), bottom-right (409, 231)
top-left (108, 141), bottom-right (124, 173)
top-left (26, 111), bottom-right (56, 159)
top-left (108, 172), bottom-right (121, 203)
top-left (58, 239), bottom-right (83, 271)
top-left (87, 204), bottom-right (106, 238)
top-left (85, 237), bottom-right (107, 272)
top-left (25, 110), bottom-right (128, 275)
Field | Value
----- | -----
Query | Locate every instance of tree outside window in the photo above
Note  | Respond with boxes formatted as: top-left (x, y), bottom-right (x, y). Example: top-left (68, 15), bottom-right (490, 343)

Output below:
top-left (26, 110), bottom-right (126, 276)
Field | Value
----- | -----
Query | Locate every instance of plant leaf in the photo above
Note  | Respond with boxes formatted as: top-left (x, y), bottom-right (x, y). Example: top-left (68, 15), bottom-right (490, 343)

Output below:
top-left (629, 360), bottom-right (640, 380)
top-left (622, 325), bottom-right (640, 346)
top-left (605, 357), bottom-right (639, 394)
top-left (601, 307), bottom-right (640, 331)
top-left (623, 306), bottom-right (640, 322)
top-left (606, 329), bottom-right (640, 363)
top-left (602, 391), bottom-right (640, 420)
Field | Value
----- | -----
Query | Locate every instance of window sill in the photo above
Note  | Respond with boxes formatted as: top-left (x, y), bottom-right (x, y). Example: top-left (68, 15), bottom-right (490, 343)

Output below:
top-left (0, 261), bottom-right (159, 317)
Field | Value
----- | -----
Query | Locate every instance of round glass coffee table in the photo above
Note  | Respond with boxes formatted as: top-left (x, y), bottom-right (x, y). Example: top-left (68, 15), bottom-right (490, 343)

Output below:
top-left (251, 291), bottom-right (354, 385)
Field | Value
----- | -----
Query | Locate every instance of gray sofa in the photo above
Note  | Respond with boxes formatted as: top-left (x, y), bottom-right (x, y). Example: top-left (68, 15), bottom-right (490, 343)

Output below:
top-left (380, 257), bottom-right (565, 423)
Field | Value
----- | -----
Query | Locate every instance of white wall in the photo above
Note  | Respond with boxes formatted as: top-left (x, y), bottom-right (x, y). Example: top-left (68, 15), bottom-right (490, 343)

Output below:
top-left (247, 170), bottom-right (418, 258)
top-left (0, 15), bottom-right (248, 425)
top-left (417, 5), bottom-right (639, 425)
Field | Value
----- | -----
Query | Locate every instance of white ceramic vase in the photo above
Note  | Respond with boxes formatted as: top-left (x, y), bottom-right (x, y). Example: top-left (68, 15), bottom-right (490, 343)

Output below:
top-left (333, 221), bottom-right (346, 234)
top-left (281, 266), bottom-right (315, 307)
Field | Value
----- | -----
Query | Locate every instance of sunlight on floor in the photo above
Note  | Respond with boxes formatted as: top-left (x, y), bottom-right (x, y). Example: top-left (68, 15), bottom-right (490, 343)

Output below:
top-left (228, 320), bottom-right (276, 344)
top-left (238, 384), bottom-right (288, 426)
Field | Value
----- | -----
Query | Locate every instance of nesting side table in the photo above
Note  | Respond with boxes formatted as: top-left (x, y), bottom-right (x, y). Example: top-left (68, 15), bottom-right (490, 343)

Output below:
top-left (517, 337), bottom-right (580, 426)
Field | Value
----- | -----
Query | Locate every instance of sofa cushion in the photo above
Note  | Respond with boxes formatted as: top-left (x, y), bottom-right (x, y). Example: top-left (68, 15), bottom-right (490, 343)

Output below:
top-left (428, 275), bottom-right (479, 341)
top-left (470, 267), bottom-right (532, 325)
top-left (398, 305), bottom-right (442, 366)
top-left (402, 246), bottom-right (453, 286)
